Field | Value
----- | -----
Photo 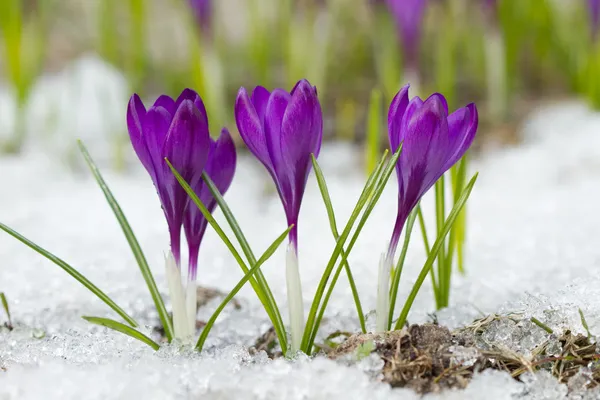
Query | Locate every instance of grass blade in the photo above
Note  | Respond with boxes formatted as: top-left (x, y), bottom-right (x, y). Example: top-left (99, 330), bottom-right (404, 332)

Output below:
top-left (365, 88), bottom-right (382, 175)
top-left (196, 225), bottom-right (293, 351)
top-left (301, 150), bottom-right (391, 352)
top-left (166, 159), bottom-right (288, 353)
top-left (82, 316), bottom-right (160, 351)
top-left (579, 308), bottom-right (591, 338)
top-left (78, 141), bottom-right (173, 341)
top-left (311, 154), bottom-right (366, 333)
top-left (200, 172), bottom-right (285, 346)
top-left (306, 145), bottom-right (402, 351)
top-left (0, 222), bottom-right (137, 327)
top-left (394, 173), bottom-right (478, 330)
top-left (0, 292), bottom-right (12, 327)
top-left (387, 207), bottom-right (418, 330)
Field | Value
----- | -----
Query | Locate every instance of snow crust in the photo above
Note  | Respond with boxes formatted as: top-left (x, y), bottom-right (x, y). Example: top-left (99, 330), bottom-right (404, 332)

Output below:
top-left (2, 56), bottom-right (600, 399)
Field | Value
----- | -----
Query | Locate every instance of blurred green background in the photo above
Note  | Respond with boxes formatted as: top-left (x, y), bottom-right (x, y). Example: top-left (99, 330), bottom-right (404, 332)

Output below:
top-left (0, 0), bottom-right (596, 164)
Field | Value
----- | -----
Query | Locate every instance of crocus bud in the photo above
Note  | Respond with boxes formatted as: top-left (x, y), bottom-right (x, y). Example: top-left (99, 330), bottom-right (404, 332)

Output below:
top-left (387, 85), bottom-right (478, 257)
top-left (127, 89), bottom-right (211, 265)
top-left (235, 79), bottom-right (323, 251)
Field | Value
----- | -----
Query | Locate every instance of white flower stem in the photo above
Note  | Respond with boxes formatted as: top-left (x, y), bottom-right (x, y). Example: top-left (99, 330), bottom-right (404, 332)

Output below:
top-left (376, 252), bottom-right (392, 333)
top-left (165, 252), bottom-right (190, 341)
top-left (185, 279), bottom-right (197, 338)
top-left (485, 27), bottom-right (507, 123)
top-left (286, 244), bottom-right (304, 353)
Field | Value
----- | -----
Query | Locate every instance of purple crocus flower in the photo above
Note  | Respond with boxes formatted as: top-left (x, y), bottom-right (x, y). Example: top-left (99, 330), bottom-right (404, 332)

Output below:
top-left (387, 84), bottom-right (478, 258)
top-left (127, 89), bottom-right (211, 266)
top-left (385, 0), bottom-right (428, 70)
top-left (589, 0), bottom-right (600, 40)
top-left (188, 0), bottom-right (212, 36)
top-left (183, 128), bottom-right (236, 281)
top-left (234, 79), bottom-right (323, 251)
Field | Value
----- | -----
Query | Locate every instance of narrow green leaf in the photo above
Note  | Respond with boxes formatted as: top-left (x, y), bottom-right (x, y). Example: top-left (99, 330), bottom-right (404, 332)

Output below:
top-left (196, 225), bottom-right (293, 351)
top-left (365, 88), bottom-right (382, 175)
top-left (311, 154), bottom-right (366, 333)
top-left (387, 207), bottom-right (418, 330)
top-left (166, 159), bottom-right (288, 353)
top-left (305, 146), bottom-right (402, 352)
top-left (394, 173), bottom-right (478, 330)
top-left (579, 308), bottom-right (591, 338)
top-left (82, 316), bottom-right (160, 351)
top-left (0, 222), bottom-right (137, 327)
top-left (78, 141), bottom-right (173, 341)
top-left (0, 292), bottom-right (11, 327)
top-left (301, 149), bottom-right (392, 352)
top-left (530, 317), bottom-right (553, 334)
top-left (201, 172), bottom-right (285, 346)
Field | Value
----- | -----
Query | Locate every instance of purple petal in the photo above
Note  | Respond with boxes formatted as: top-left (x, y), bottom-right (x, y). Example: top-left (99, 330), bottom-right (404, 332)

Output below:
top-left (163, 99), bottom-right (211, 186)
top-left (385, 0), bottom-right (428, 67)
top-left (443, 103), bottom-right (478, 171)
top-left (279, 80), bottom-right (323, 226)
top-left (388, 85), bottom-right (410, 153)
top-left (235, 87), bottom-right (276, 175)
top-left (127, 94), bottom-right (151, 172)
top-left (251, 86), bottom-right (271, 127)
top-left (152, 95), bottom-right (177, 116)
top-left (264, 89), bottom-right (292, 190)
top-left (184, 128), bottom-right (237, 280)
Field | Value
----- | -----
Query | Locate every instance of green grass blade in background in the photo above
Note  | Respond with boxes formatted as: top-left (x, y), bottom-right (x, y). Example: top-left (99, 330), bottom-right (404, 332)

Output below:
top-left (311, 155), bottom-right (366, 333)
top-left (394, 173), bottom-right (478, 330)
top-left (82, 316), bottom-right (160, 351)
top-left (0, 292), bottom-right (12, 327)
top-left (78, 141), bottom-right (173, 341)
top-left (0, 222), bottom-right (138, 327)
top-left (366, 88), bottom-right (382, 176)
top-left (196, 225), bottom-right (292, 351)
top-left (167, 160), bottom-right (288, 353)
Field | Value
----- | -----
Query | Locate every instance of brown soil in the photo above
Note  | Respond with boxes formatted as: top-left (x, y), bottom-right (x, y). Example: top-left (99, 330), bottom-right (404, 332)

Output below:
top-left (325, 317), bottom-right (600, 395)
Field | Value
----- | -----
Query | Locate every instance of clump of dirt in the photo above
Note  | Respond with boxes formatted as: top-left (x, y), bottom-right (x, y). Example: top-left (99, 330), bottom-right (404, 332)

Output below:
top-left (327, 317), bottom-right (600, 395)
top-left (248, 326), bottom-right (281, 359)
top-left (330, 324), bottom-right (481, 394)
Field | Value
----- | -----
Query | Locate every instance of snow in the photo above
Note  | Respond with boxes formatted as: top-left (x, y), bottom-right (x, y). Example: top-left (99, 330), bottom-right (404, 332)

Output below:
top-left (2, 56), bottom-right (600, 399)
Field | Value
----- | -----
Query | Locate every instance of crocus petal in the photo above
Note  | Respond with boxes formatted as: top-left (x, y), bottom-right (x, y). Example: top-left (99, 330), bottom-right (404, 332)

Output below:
top-left (153, 95), bottom-right (177, 116)
top-left (251, 86), bottom-right (271, 127)
top-left (443, 103), bottom-right (478, 171)
top-left (142, 106), bottom-right (173, 182)
top-left (385, 0), bottom-right (428, 66)
top-left (184, 128), bottom-right (237, 279)
top-left (264, 88), bottom-right (292, 195)
top-left (235, 87), bottom-right (276, 175)
top-left (127, 94), bottom-right (151, 172)
top-left (388, 85), bottom-right (410, 153)
top-left (280, 81), bottom-right (322, 223)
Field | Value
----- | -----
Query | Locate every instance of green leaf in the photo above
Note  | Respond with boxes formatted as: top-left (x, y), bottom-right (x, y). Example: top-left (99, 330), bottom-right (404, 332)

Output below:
top-left (166, 159), bottom-right (288, 353)
top-left (196, 225), bottom-right (293, 351)
top-left (78, 141), bottom-right (173, 342)
top-left (304, 146), bottom-right (402, 353)
top-left (83, 316), bottom-right (160, 351)
top-left (394, 173), bottom-right (479, 330)
top-left (0, 292), bottom-right (11, 327)
top-left (354, 339), bottom-right (375, 361)
top-left (579, 308), bottom-right (591, 338)
top-left (0, 222), bottom-right (137, 327)
top-left (387, 207), bottom-right (418, 330)
top-left (365, 88), bottom-right (382, 175)
top-left (311, 154), bottom-right (366, 333)
top-left (200, 172), bottom-right (286, 348)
